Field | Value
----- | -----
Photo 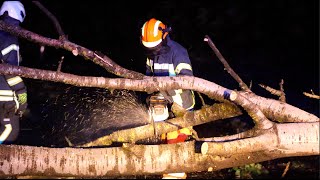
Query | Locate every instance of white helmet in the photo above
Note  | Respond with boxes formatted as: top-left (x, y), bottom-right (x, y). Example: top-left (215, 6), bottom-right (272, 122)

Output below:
top-left (0, 1), bottom-right (25, 23)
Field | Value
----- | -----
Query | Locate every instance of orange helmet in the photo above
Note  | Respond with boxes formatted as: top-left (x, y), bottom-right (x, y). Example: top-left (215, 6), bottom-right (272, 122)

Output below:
top-left (141, 18), bottom-right (169, 48)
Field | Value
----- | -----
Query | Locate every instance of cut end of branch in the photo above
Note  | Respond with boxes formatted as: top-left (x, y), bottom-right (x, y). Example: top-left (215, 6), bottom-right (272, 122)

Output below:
top-left (195, 141), bottom-right (208, 154)
top-left (72, 49), bottom-right (79, 56)
top-left (201, 142), bottom-right (208, 154)
top-left (230, 91), bottom-right (237, 101)
top-left (223, 90), bottom-right (238, 101)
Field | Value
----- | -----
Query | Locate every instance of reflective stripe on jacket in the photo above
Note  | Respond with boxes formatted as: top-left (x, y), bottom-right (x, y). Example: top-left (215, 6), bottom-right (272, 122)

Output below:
top-left (0, 16), bottom-right (21, 66)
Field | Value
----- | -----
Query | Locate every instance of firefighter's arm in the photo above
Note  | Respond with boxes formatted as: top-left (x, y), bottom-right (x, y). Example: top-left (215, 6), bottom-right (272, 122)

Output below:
top-left (1, 41), bottom-right (20, 66)
top-left (173, 50), bottom-right (193, 76)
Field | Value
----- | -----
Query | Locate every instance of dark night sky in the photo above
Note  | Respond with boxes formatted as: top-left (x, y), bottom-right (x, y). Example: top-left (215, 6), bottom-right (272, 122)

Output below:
top-left (17, 1), bottom-right (318, 122)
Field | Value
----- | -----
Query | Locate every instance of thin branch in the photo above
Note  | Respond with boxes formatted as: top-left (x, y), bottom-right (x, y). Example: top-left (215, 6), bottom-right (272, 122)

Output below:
top-left (197, 128), bottom-right (259, 142)
top-left (259, 80), bottom-right (286, 102)
top-left (196, 92), bottom-right (206, 106)
top-left (204, 35), bottom-right (251, 92)
top-left (64, 136), bottom-right (73, 147)
top-left (281, 161), bottom-right (291, 178)
top-left (279, 79), bottom-right (286, 102)
top-left (303, 89), bottom-right (320, 99)
top-left (57, 56), bottom-right (64, 72)
top-left (259, 83), bottom-right (282, 96)
top-left (32, 1), bottom-right (67, 40)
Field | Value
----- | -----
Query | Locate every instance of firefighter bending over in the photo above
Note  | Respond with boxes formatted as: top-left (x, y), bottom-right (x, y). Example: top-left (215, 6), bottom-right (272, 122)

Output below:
top-left (141, 18), bottom-right (196, 179)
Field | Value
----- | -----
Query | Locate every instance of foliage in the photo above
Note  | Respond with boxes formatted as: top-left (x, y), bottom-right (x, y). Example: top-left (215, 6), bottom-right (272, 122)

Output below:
top-left (231, 163), bottom-right (269, 179)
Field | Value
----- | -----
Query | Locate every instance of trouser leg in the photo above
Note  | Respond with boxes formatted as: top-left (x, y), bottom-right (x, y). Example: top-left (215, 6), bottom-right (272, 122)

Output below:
top-left (0, 113), bottom-right (20, 144)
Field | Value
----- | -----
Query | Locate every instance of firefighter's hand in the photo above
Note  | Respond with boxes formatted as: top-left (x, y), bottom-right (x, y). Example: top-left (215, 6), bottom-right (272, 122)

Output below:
top-left (16, 89), bottom-right (28, 116)
top-left (17, 92), bottom-right (27, 105)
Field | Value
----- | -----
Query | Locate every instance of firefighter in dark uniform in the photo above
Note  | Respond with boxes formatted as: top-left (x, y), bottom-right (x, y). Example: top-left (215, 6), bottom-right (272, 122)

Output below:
top-left (141, 18), bottom-right (195, 179)
top-left (0, 1), bottom-right (27, 144)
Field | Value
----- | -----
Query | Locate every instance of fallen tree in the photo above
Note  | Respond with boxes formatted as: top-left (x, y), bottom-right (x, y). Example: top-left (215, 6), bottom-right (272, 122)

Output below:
top-left (0, 2), bottom-right (318, 178)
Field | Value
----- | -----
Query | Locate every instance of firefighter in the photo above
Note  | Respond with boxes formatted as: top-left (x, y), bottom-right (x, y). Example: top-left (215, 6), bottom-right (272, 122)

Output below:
top-left (141, 18), bottom-right (195, 179)
top-left (0, 1), bottom-right (27, 144)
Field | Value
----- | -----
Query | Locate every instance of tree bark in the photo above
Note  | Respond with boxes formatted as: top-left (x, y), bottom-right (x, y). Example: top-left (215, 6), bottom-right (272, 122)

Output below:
top-left (0, 121), bottom-right (318, 177)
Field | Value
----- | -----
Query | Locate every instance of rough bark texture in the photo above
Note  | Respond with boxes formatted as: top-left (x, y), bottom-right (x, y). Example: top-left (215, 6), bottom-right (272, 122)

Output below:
top-left (0, 64), bottom-right (317, 124)
top-left (0, 122), bottom-right (318, 177)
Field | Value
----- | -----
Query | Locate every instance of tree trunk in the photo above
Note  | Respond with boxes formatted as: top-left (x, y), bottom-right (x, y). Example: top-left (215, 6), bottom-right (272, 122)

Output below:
top-left (0, 122), bottom-right (318, 178)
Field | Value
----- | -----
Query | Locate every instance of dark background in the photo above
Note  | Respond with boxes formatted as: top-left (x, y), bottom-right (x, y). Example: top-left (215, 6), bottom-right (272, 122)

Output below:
top-left (2, 0), bottom-right (319, 178)
top-left (16, 0), bottom-right (318, 142)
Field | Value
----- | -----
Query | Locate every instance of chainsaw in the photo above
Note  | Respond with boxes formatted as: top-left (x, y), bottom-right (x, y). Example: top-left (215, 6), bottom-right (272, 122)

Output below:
top-left (147, 92), bottom-right (169, 136)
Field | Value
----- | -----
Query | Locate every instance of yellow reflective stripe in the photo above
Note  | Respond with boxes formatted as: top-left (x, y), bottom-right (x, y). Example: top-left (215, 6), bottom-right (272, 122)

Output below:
top-left (175, 63), bottom-right (192, 74)
top-left (146, 58), bottom-right (150, 66)
top-left (1, 44), bottom-right (19, 56)
top-left (172, 89), bottom-right (183, 107)
top-left (0, 124), bottom-right (12, 142)
top-left (0, 96), bottom-right (14, 101)
top-left (7, 76), bottom-right (23, 86)
top-left (0, 90), bottom-right (14, 96)
top-left (146, 58), bottom-right (153, 72)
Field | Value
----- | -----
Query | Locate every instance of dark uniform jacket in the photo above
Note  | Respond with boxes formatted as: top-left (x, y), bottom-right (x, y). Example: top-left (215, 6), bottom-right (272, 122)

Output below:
top-left (0, 16), bottom-right (27, 144)
top-left (145, 36), bottom-right (195, 110)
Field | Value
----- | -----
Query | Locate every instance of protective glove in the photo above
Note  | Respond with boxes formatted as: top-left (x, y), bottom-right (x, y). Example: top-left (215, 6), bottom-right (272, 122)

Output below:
top-left (15, 89), bottom-right (28, 116)
top-left (17, 91), bottom-right (27, 105)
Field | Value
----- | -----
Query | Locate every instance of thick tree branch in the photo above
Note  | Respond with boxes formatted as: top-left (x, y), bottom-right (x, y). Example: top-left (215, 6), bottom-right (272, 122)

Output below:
top-left (0, 20), bottom-right (144, 79)
top-left (0, 121), bottom-right (318, 177)
top-left (0, 64), bottom-right (317, 125)
top-left (79, 103), bottom-right (243, 147)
